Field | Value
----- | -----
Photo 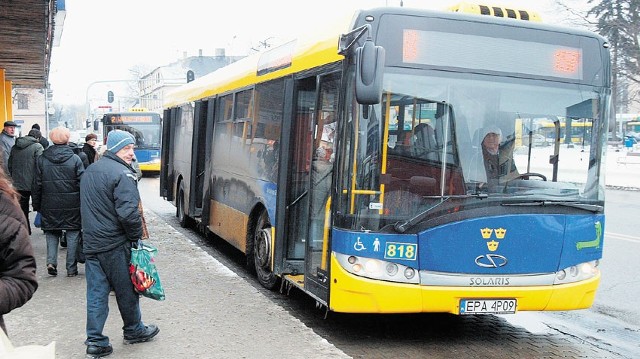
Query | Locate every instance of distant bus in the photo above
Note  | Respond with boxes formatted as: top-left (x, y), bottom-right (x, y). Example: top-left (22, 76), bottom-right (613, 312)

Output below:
top-left (625, 121), bottom-right (640, 133)
top-left (102, 109), bottom-right (162, 173)
top-left (161, 5), bottom-right (609, 314)
top-left (536, 119), bottom-right (593, 145)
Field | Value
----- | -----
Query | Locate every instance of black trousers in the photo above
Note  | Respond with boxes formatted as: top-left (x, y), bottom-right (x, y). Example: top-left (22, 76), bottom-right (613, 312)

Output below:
top-left (18, 190), bottom-right (32, 235)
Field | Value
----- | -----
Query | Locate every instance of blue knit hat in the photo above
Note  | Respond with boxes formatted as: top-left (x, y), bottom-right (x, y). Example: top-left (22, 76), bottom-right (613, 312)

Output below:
top-left (107, 130), bottom-right (135, 154)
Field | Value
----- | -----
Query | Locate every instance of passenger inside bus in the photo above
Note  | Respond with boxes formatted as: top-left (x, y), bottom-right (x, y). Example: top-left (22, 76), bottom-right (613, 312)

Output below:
top-left (466, 125), bottom-right (519, 190)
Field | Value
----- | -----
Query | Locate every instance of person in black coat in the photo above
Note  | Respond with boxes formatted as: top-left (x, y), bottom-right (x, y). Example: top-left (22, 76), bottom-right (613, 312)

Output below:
top-left (31, 123), bottom-right (50, 149)
top-left (82, 133), bottom-right (99, 167)
top-left (69, 142), bottom-right (90, 169)
top-left (0, 165), bottom-right (38, 336)
top-left (32, 127), bottom-right (84, 277)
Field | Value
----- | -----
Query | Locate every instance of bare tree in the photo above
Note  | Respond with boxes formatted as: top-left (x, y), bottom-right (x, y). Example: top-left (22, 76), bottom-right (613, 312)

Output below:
top-left (586, 0), bottom-right (640, 137)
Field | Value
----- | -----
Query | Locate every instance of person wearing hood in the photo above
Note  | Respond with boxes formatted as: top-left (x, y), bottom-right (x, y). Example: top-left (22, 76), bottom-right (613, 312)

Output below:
top-left (32, 127), bottom-right (85, 277)
top-left (466, 125), bottom-right (519, 190)
top-left (8, 129), bottom-right (44, 234)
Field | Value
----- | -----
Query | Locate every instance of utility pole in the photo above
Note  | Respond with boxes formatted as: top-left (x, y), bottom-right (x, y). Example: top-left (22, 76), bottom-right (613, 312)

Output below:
top-left (85, 79), bottom-right (135, 125)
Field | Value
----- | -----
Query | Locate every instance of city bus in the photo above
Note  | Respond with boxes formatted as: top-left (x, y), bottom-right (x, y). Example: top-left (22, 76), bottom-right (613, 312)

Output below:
top-left (532, 119), bottom-right (593, 146)
top-left (160, 5), bottom-right (610, 314)
top-left (102, 108), bottom-right (162, 173)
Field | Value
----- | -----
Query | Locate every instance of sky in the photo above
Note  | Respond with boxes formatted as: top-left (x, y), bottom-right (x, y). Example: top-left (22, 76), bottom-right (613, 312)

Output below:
top-left (48, 0), bottom-right (578, 107)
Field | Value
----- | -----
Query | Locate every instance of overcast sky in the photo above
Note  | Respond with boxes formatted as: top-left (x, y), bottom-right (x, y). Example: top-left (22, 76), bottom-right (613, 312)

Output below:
top-left (48, 0), bottom-right (577, 107)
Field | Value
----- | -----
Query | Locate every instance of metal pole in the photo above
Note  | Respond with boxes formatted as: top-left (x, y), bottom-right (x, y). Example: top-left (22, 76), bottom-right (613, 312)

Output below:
top-left (85, 79), bottom-right (135, 125)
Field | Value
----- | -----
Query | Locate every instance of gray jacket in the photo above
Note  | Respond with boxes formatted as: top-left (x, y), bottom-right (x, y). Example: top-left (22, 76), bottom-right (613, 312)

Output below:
top-left (8, 136), bottom-right (44, 191)
top-left (0, 131), bottom-right (15, 173)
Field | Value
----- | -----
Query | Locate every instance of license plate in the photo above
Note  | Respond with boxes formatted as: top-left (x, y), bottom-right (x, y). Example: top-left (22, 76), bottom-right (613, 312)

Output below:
top-left (459, 299), bottom-right (517, 314)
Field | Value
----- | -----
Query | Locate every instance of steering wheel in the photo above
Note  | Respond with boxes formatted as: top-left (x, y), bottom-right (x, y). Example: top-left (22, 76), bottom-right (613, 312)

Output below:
top-left (503, 172), bottom-right (547, 193)
top-left (511, 172), bottom-right (547, 181)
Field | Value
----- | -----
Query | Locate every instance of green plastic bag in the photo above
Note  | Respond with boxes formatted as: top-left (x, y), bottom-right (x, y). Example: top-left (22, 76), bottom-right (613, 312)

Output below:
top-left (129, 241), bottom-right (165, 301)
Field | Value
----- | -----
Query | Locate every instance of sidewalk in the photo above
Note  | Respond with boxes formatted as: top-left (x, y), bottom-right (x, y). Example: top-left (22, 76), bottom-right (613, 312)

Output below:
top-left (4, 209), bottom-right (350, 359)
top-left (606, 146), bottom-right (640, 189)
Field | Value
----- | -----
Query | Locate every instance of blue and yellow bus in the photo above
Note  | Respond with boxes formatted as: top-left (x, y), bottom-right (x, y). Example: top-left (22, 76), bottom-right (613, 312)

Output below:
top-left (161, 5), bottom-right (610, 314)
top-left (102, 109), bottom-right (162, 173)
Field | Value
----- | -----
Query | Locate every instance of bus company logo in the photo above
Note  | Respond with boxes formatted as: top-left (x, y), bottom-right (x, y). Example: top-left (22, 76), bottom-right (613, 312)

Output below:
top-left (475, 254), bottom-right (508, 268)
top-left (480, 227), bottom-right (507, 251)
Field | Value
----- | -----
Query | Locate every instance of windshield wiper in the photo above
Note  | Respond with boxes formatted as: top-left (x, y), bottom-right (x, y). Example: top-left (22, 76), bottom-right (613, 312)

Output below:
top-left (502, 200), bottom-right (603, 213)
top-left (394, 196), bottom-right (450, 233)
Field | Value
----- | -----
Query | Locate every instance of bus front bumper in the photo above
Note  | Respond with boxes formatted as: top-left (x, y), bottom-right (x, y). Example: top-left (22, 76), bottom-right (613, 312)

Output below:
top-left (328, 254), bottom-right (600, 314)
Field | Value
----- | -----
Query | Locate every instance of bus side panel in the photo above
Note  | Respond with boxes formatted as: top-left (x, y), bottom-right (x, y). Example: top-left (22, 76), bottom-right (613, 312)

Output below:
top-left (209, 199), bottom-right (249, 252)
top-left (171, 106), bottom-right (195, 212)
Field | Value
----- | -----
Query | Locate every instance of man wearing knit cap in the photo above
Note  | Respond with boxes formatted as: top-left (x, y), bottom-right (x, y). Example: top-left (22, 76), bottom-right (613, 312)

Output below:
top-left (32, 127), bottom-right (84, 277)
top-left (80, 130), bottom-right (158, 358)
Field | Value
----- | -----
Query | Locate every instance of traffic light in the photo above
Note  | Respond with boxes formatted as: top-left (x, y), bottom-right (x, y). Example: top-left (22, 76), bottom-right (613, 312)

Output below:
top-left (107, 91), bottom-right (114, 103)
top-left (86, 119), bottom-right (91, 128)
top-left (187, 70), bottom-right (194, 83)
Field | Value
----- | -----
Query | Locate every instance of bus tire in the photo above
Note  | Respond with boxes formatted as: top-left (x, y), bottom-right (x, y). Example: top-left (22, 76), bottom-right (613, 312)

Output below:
top-left (252, 210), bottom-right (278, 290)
top-left (177, 182), bottom-right (189, 228)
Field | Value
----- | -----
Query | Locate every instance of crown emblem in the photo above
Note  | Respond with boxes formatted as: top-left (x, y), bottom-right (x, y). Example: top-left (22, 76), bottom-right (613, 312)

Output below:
top-left (495, 228), bottom-right (506, 239)
top-left (481, 227), bottom-right (493, 239)
top-left (487, 240), bottom-right (499, 251)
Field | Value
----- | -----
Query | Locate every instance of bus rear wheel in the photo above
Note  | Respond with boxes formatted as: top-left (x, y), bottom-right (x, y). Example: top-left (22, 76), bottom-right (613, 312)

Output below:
top-left (253, 211), bottom-right (278, 289)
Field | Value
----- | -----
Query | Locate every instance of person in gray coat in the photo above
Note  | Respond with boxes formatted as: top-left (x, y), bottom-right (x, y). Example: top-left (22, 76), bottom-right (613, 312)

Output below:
top-left (1, 121), bottom-right (18, 174)
top-left (8, 129), bottom-right (44, 235)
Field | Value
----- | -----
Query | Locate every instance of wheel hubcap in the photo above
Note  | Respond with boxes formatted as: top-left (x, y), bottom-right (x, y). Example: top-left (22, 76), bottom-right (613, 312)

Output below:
top-left (255, 228), bottom-right (271, 268)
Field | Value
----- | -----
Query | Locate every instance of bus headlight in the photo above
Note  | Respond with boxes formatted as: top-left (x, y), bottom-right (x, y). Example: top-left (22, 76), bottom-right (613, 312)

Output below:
top-left (335, 253), bottom-right (419, 284)
top-left (554, 260), bottom-right (599, 285)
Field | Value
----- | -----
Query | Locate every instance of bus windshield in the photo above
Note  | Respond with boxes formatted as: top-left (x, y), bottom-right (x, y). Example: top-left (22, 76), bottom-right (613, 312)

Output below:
top-left (103, 112), bottom-right (162, 149)
top-left (338, 70), bottom-right (607, 232)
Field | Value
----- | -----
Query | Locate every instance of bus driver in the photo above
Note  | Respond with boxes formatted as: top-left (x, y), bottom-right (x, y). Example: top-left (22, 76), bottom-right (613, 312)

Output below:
top-left (467, 125), bottom-right (519, 190)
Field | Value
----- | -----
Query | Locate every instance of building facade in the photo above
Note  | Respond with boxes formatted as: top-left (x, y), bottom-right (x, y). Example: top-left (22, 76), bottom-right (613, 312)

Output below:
top-left (11, 88), bottom-right (49, 137)
top-left (139, 48), bottom-right (244, 114)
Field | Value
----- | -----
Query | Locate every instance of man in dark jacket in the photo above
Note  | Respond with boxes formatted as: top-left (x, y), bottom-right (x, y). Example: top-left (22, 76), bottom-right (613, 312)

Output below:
top-left (32, 127), bottom-right (84, 277)
top-left (8, 129), bottom-right (44, 235)
top-left (80, 130), bottom-right (158, 358)
top-left (0, 165), bottom-right (38, 336)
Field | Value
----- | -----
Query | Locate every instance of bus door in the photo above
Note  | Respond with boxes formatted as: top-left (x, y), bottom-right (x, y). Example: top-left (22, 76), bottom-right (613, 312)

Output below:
top-left (188, 100), bottom-right (209, 220)
top-left (284, 72), bottom-right (339, 303)
top-left (160, 108), bottom-right (175, 200)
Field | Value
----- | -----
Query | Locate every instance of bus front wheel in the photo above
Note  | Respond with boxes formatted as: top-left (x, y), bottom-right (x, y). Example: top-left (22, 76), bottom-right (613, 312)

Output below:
top-left (177, 182), bottom-right (189, 228)
top-left (252, 211), bottom-right (278, 289)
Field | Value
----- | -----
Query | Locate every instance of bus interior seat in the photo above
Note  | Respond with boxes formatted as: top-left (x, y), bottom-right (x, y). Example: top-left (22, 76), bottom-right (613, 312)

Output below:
top-left (413, 123), bottom-right (439, 161)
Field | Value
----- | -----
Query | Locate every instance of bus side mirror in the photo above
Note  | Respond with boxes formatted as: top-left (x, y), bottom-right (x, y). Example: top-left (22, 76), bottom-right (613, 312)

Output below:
top-left (355, 38), bottom-right (385, 105)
